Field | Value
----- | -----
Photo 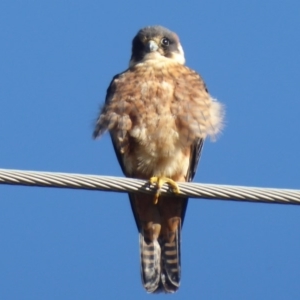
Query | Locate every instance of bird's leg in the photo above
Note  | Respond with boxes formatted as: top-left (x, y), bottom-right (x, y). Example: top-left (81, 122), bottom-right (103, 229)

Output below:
top-left (149, 177), bottom-right (180, 204)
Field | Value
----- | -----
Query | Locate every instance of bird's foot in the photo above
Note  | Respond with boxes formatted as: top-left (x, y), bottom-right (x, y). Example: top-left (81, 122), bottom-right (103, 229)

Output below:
top-left (149, 177), bottom-right (180, 204)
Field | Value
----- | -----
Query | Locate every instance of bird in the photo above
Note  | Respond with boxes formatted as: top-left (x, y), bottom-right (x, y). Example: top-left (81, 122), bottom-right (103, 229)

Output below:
top-left (93, 25), bottom-right (224, 293)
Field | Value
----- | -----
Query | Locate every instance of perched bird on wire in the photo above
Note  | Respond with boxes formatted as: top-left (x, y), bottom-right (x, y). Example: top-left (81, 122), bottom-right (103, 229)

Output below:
top-left (93, 25), bottom-right (224, 293)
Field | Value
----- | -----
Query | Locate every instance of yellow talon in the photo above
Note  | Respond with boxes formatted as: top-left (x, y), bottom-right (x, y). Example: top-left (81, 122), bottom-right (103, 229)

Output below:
top-left (149, 176), bottom-right (180, 204)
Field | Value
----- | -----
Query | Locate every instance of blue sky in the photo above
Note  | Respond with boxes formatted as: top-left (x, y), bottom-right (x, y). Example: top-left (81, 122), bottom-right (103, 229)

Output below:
top-left (1, 1), bottom-right (300, 299)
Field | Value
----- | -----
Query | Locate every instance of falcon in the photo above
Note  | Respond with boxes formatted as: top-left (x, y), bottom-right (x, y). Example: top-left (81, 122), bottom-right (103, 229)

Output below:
top-left (93, 25), bottom-right (224, 293)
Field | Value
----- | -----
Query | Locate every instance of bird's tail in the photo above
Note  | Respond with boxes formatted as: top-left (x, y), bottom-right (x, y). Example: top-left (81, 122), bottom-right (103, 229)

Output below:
top-left (160, 220), bottom-right (181, 293)
top-left (139, 223), bottom-right (181, 293)
top-left (140, 232), bottom-right (161, 293)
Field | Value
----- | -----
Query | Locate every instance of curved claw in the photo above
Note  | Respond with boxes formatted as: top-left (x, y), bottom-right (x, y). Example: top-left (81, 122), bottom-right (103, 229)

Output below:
top-left (149, 177), bottom-right (180, 204)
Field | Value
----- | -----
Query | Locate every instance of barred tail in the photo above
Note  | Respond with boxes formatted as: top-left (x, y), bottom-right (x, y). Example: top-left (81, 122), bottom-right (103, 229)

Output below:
top-left (139, 227), bottom-right (181, 293)
top-left (140, 233), bottom-right (161, 293)
top-left (134, 194), bottom-right (184, 293)
top-left (160, 225), bottom-right (181, 293)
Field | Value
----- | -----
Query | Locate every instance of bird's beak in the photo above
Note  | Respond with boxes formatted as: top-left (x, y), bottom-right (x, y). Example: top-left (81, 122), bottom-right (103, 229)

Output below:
top-left (146, 40), bottom-right (159, 53)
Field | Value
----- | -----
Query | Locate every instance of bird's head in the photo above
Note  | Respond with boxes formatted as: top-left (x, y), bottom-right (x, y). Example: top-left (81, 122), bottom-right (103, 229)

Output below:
top-left (129, 26), bottom-right (185, 67)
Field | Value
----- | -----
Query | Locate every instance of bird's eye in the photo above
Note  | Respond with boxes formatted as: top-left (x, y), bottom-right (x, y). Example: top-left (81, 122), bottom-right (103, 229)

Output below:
top-left (161, 38), bottom-right (170, 46)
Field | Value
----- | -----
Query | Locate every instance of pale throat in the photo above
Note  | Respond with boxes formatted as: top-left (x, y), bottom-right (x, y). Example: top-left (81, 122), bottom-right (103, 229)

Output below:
top-left (129, 50), bottom-right (185, 68)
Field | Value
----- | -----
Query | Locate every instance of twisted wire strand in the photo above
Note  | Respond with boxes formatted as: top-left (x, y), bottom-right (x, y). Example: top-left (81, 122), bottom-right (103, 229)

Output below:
top-left (0, 168), bottom-right (299, 205)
